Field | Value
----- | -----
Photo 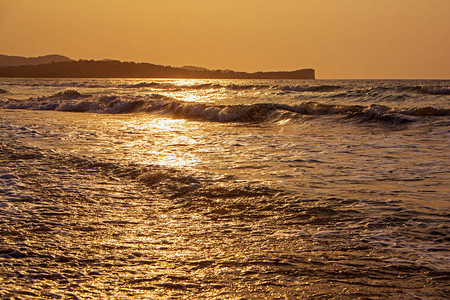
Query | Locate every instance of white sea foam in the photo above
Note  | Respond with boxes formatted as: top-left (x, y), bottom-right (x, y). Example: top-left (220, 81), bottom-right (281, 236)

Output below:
top-left (1, 89), bottom-right (448, 126)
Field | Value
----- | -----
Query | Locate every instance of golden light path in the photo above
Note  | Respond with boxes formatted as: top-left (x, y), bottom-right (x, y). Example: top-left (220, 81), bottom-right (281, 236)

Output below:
top-left (117, 116), bottom-right (204, 168)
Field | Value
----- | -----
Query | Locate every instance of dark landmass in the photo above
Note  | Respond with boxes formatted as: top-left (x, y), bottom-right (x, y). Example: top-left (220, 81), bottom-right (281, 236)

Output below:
top-left (0, 58), bottom-right (315, 79)
top-left (0, 54), bottom-right (72, 67)
top-left (181, 65), bottom-right (211, 72)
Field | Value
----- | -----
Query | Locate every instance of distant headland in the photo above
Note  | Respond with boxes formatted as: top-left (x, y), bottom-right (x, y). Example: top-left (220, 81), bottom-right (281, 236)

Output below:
top-left (0, 54), bottom-right (315, 79)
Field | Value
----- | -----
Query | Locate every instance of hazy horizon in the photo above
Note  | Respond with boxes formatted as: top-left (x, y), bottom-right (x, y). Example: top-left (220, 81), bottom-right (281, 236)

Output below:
top-left (1, 53), bottom-right (449, 80)
top-left (1, 0), bottom-right (449, 79)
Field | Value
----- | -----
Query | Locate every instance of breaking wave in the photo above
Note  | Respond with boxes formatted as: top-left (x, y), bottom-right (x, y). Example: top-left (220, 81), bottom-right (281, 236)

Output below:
top-left (1, 89), bottom-right (448, 125)
top-left (417, 86), bottom-right (450, 95)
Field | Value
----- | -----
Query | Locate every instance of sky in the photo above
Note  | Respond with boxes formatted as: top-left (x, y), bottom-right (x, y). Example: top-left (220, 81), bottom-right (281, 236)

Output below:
top-left (0, 0), bottom-right (449, 79)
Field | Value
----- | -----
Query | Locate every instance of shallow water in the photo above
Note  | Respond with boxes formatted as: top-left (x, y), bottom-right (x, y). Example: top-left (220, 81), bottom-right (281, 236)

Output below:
top-left (0, 78), bottom-right (449, 298)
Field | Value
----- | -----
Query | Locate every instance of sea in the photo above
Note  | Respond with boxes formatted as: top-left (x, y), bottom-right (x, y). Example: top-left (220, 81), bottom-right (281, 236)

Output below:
top-left (0, 78), bottom-right (449, 299)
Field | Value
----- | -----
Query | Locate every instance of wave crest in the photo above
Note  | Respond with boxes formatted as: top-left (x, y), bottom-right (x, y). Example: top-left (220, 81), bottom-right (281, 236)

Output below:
top-left (418, 86), bottom-right (450, 95)
top-left (1, 90), bottom-right (448, 125)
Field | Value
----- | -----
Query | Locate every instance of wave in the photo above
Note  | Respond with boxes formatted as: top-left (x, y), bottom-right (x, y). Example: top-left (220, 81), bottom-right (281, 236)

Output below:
top-left (225, 84), bottom-right (271, 90)
top-left (386, 85), bottom-right (450, 95)
top-left (3, 80), bottom-right (340, 93)
top-left (326, 85), bottom-right (450, 100)
top-left (1, 89), bottom-right (448, 124)
top-left (120, 81), bottom-right (272, 91)
top-left (119, 82), bottom-right (178, 89)
top-left (1, 81), bottom-right (112, 88)
top-left (417, 86), bottom-right (450, 95)
top-left (117, 82), bottom-right (339, 93)
top-left (3, 80), bottom-right (449, 99)
top-left (1, 80), bottom-right (261, 91)
top-left (281, 85), bottom-right (342, 92)
top-left (0, 139), bottom-right (276, 212)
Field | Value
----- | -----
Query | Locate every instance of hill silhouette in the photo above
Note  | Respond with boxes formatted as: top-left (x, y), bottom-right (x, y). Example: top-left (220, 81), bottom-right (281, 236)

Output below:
top-left (0, 54), bottom-right (72, 67)
top-left (0, 58), bottom-right (315, 79)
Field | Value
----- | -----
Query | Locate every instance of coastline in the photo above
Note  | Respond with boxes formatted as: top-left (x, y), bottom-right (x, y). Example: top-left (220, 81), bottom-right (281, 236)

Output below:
top-left (0, 60), bottom-right (315, 79)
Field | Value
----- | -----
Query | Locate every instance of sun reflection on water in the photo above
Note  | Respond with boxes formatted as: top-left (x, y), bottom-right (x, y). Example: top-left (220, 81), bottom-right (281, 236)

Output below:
top-left (123, 116), bottom-right (203, 168)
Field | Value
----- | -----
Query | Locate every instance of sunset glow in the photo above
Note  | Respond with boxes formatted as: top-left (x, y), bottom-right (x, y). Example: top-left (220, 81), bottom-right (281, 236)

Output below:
top-left (1, 0), bottom-right (449, 78)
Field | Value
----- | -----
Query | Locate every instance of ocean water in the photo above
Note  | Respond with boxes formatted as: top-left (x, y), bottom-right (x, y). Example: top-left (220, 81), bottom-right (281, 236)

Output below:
top-left (0, 78), bottom-right (449, 299)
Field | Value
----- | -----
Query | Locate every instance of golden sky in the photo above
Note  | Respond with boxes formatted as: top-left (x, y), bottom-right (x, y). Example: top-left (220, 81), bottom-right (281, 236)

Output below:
top-left (0, 0), bottom-right (449, 79)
